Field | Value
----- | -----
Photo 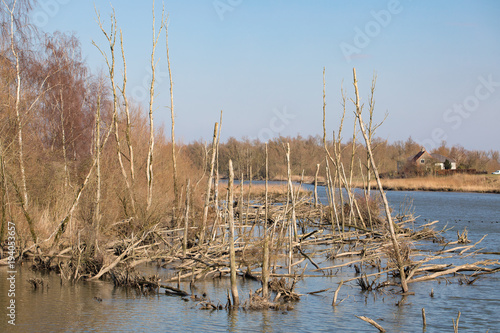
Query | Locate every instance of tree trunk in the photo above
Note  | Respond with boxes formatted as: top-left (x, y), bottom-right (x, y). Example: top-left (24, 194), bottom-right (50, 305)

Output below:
top-left (94, 94), bottom-right (102, 248)
top-left (95, 10), bottom-right (136, 215)
top-left (314, 163), bottom-right (320, 208)
top-left (119, 31), bottom-right (135, 183)
top-left (228, 160), bottom-right (239, 306)
top-left (352, 67), bottom-right (408, 293)
top-left (183, 180), bottom-right (190, 256)
top-left (146, 5), bottom-right (164, 211)
top-left (286, 143), bottom-right (298, 242)
top-left (165, 20), bottom-right (179, 221)
top-left (6, 1), bottom-right (28, 207)
top-left (200, 122), bottom-right (219, 244)
top-left (262, 143), bottom-right (269, 298)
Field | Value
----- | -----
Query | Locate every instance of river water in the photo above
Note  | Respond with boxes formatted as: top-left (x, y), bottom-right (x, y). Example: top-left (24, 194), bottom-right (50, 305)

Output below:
top-left (1, 186), bottom-right (499, 332)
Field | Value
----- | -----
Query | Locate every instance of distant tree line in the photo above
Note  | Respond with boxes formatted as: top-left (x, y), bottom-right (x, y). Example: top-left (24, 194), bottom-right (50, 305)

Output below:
top-left (186, 135), bottom-right (500, 181)
top-left (1, 0), bottom-right (498, 251)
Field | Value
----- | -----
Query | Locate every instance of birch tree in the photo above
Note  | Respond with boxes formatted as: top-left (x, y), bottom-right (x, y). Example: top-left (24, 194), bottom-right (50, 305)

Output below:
top-left (2, 0), bottom-right (28, 205)
top-left (94, 8), bottom-right (136, 215)
top-left (146, 2), bottom-right (165, 211)
top-left (164, 15), bottom-right (178, 219)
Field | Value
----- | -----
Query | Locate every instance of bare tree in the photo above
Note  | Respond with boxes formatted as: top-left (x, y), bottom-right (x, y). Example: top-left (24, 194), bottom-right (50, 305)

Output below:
top-left (93, 88), bottom-right (102, 248)
top-left (164, 14), bottom-right (178, 220)
top-left (200, 122), bottom-right (219, 244)
top-left (262, 143), bottom-right (270, 298)
top-left (51, 86), bottom-right (113, 249)
top-left (352, 67), bottom-right (408, 293)
top-left (146, 2), bottom-right (165, 211)
top-left (228, 159), bottom-right (239, 306)
top-left (119, 30), bottom-right (135, 184)
top-left (2, 0), bottom-right (27, 205)
top-left (94, 8), bottom-right (136, 215)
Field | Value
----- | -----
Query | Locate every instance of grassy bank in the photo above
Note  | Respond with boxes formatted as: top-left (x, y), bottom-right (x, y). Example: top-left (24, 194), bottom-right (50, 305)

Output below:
top-left (355, 174), bottom-right (500, 194)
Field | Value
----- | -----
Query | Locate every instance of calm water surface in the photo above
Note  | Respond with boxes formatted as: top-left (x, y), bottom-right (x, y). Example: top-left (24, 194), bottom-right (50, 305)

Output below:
top-left (1, 187), bottom-right (499, 332)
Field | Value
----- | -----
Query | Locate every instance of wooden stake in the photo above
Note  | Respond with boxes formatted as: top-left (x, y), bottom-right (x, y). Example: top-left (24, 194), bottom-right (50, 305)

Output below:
top-left (332, 280), bottom-right (344, 306)
top-left (286, 143), bottom-right (298, 241)
top-left (262, 143), bottom-right (270, 298)
top-left (183, 180), bottom-right (190, 256)
top-left (245, 166), bottom-right (252, 225)
top-left (228, 160), bottom-right (239, 306)
top-left (453, 311), bottom-right (461, 333)
top-left (314, 163), bottom-right (320, 208)
top-left (239, 172), bottom-right (244, 227)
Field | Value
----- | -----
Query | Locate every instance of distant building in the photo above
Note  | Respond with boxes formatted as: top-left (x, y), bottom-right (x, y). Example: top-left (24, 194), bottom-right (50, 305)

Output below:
top-left (398, 148), bottom-right (457, 172)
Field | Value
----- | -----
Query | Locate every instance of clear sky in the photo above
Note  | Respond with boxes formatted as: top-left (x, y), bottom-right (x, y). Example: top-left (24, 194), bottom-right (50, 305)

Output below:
top-left (33, 0), bottom-right (500, 151)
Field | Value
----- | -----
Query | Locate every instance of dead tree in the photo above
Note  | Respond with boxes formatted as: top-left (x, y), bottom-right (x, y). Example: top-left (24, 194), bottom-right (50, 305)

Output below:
top-left (200, 122), bottom-right (219, 244)
top-left (119, 30), bottom-right (135, 186)
top-left (146, 2), bottom-right (165, 211)
top-left (228, 159), bottom-right (239, 306)
top-left (352, 67), bottom-right (408, 293)
top-left (165, 15), bottom-right (179, 220)
top-left (262, 143), bottom-right (270, 298)
top-left (94, 8), bottom-right (136, 215)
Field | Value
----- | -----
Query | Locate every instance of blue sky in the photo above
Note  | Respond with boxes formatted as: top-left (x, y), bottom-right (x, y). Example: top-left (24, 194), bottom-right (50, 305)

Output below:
top-left (34, 0), bottom-right (500, 151)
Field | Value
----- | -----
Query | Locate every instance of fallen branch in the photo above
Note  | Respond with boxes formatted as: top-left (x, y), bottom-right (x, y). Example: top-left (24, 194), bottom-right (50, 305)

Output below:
top-left (89, 226), bottom-right (158, 281)
top-left (355, 315), bottom-right (386, 332)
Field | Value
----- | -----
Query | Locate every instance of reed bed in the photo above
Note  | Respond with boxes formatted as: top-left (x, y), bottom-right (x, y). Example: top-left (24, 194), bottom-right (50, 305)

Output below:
top-left (357, 174), bottom-right (500, 193)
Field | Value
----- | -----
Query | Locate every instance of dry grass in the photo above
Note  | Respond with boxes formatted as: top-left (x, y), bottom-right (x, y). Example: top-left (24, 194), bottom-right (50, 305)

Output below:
top-left (218, 182), bottom-right (311, 198)
top-left (271, 174), bottom-right (326, 184)
top-left (357, 174), bottom-right (500, 194)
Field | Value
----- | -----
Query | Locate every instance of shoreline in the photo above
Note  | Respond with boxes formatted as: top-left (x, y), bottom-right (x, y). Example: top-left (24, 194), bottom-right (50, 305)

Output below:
top-left (223, 174), bottom-right (500, 195)
top-left (361, 184), bottom-right (500, 194)
top-left (353, 174), bottom-right (500, 195)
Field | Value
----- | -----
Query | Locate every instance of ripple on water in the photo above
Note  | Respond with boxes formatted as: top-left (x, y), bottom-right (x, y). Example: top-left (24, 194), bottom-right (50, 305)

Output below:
top-left (1, 189), bottom-right (500, 332)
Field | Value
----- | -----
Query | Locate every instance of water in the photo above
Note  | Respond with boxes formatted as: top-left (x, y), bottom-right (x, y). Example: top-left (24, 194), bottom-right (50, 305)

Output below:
top-left (1, 187), bottom-right (499, 332)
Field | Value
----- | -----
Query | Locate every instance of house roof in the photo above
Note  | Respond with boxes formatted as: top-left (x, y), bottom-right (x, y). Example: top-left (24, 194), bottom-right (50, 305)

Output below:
top-left (408, 149), bottom-right (456, 164)
top-left (429, 153), bottom-right (456, 164)
top-left (408, 150), bottom-right (428, 163)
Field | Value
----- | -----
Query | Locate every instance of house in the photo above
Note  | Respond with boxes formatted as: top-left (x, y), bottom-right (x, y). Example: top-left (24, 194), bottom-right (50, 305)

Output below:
top-left (408, 148), bottom-right (457, 170)
top-left (397, 148), bottom-right (457, 173)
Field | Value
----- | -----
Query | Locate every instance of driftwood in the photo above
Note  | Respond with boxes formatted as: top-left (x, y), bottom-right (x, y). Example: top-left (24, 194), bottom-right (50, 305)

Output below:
top-left (89, 225), bottom-right (158, 281)
top-left (409, 261), bottom-right (499, 284)
top-left (355, 315), bottom-right (386, 332)
top-left (25, 166), bottom-right (499, 318)
top-left (162, 284), bottom-right (189, 297)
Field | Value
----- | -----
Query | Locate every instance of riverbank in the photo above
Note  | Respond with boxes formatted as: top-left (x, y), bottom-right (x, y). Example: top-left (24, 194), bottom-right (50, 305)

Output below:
top-left (249, 174), bottom-right (500, 194)
top-left (355, 174), bottom-right (500, 194)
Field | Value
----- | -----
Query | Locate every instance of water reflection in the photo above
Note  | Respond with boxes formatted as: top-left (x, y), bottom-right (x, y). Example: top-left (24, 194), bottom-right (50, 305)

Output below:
top-left (1, 187), bottom-right (500, 332)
